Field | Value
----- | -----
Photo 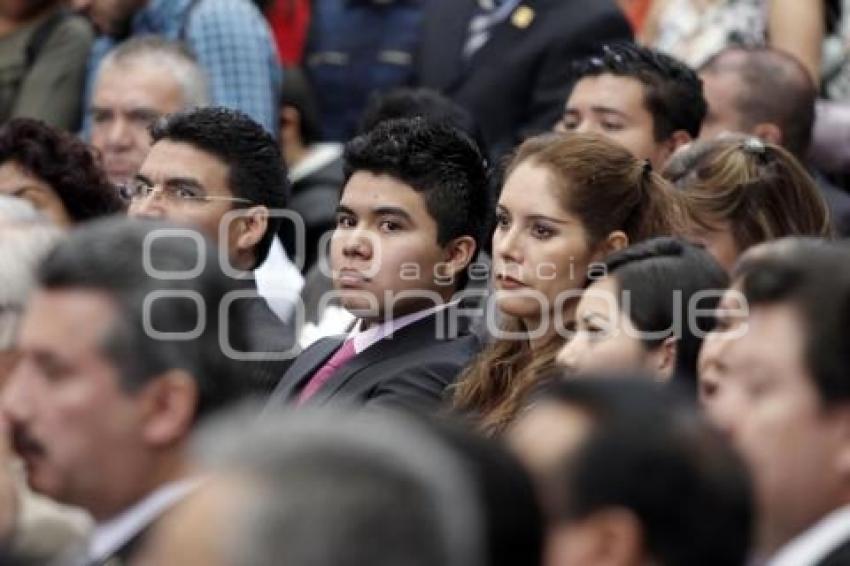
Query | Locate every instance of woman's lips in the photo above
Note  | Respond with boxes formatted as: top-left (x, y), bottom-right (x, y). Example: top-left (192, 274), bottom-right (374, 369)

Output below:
top-left (496, 274), bottom-right (527, 290)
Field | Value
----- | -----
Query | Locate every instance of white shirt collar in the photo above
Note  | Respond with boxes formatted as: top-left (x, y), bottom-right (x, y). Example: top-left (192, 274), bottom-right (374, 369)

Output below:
top-left (768, 504), bottom-right (850, 566)
top-left (289, 143), bottom-right (344, 183)
top-left (347, 302), bottom-right (452, 354)
top-left (88, 478), bottom-right (199, 562)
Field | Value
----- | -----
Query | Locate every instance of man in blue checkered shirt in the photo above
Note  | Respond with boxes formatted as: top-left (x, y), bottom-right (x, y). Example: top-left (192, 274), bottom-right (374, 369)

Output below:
top-left (75, 0), bottom-right (281, 137)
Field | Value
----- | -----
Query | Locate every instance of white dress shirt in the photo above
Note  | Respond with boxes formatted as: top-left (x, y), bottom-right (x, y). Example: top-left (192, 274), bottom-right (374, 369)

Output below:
top-left (87, 479), bottom-right (199, 564)
top-left (768, 504), bottom-right (850, 566)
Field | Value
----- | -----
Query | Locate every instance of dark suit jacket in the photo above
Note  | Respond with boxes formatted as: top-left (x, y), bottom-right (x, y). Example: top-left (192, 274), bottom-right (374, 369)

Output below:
top-left (267, 306), bottom-right (480, 413)
top-left (235, 289), bottom-right (300, 396)
top-left (416, 0), bottom-right (631, 160)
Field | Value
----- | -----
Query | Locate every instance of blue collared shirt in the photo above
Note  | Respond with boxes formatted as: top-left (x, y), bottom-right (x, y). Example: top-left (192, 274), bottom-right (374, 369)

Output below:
top-left (83, 0), bottom-right (281, 136)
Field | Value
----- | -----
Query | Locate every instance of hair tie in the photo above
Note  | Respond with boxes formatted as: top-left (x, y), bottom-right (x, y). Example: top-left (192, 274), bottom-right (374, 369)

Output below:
top-left (741, 137), bottom-right (766, 154)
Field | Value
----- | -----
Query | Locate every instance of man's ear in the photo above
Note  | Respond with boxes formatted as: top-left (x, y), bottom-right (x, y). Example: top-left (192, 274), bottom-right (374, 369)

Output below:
top-left (647, 336), bottom-right (678, 382)
top-left (751, 123), bottom-right (783, 147)
top-left (139, 369), bottom-right (199, 448)
top-left (832, 408), bottom-right (850, 482)
top-left (233, 206), bottom-right (269, 263)
top-left (440, 235), bottom-right (477, 279)
top-left (658, 130), bottom-right (694, 167)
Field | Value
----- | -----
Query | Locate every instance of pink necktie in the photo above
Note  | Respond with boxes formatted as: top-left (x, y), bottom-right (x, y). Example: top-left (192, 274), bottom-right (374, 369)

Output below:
top-left (297, 339), bottom-right (357, 405)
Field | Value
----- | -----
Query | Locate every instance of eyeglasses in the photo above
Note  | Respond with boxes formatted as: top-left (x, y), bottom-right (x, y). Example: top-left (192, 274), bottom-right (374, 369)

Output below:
top-left (119, 179), bottom-right (254, 206)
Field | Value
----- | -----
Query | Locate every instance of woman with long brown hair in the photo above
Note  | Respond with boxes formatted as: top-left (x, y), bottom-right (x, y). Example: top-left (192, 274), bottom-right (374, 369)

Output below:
top-left (451, 132), bottom-right (681, 435)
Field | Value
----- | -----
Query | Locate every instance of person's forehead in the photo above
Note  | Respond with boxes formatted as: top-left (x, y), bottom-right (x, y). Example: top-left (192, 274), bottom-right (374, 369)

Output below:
top-left (729, 302), bottom-right (806, 372)
top-left (141, 141), bottom-right (231, 191)
top-left (568, 73), bottom-right (649, 109)
top-left (18, 289), bottom-right (117, 352)
top-left (94, 61), bottom-right (185, 112)
top-left (340, 171), bottom-right (429, 214)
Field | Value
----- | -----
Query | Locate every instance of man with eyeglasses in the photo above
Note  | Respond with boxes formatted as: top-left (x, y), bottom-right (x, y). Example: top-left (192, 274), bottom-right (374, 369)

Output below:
top-left (127, 106), bottom-right (300, 393)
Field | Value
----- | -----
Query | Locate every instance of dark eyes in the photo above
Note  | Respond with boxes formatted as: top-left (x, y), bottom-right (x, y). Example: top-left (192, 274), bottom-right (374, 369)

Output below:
top-left (531, 223), bottom-right (555, 239)
top-left (335, 214), bottom-right (356, 228)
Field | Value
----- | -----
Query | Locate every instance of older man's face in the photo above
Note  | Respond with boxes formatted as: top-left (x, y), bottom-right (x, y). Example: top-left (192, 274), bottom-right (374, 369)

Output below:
top-left (0, 289), bottom-right (151, 520)
top-left (91, 62), bottom-right (185, 187)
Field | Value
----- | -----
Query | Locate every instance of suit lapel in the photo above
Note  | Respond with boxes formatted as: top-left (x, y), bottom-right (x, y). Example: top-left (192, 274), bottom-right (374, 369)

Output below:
top-left (269, 336), bottom-right (344, 404)
top-left (305, 306), bottom-right (470, 406)
top-left (424, 0), bottom-right (479, 90)
top-left (463, 0), bottom-right (539, 77)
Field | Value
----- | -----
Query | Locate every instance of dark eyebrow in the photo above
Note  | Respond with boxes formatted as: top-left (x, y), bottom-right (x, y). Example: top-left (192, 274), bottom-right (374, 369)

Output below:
top-left (335, 204), bottom-right (357, 216)
top-left (527, 214), bottom-right (570, 225)
top-left (162, 177), bottom-right (205, 191)
top-left (133, 173), bottom-right (154, 187)
top-left (372, 206), bottom-right (413, 222)
top-left (588, 106), bottom-right (629, 118)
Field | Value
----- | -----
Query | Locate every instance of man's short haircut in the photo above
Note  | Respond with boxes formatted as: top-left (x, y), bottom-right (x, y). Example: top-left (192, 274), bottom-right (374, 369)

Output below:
top-left (97, 36), bottom-right (210, 109)
top-left (735, 238), bottom-right (850, 406)
top-left (343, 117), bottom-right (489, 250)
top-left (572, 42), bottom-right (707, 141)
top-left (0, 118), bottom-right (125, 222)
top-left (699, 46), bottom-right (816, 158)
top-left (358, 88), bottom-right (486, 156)
top-left (0, 196), bottom-right (61, 349)
top-left (194, 407), bottom-right (486, 566)
top-left (37, 217), bottom-right (245, 419)
top-left (535, 378), bottom-right (754, 566)
top-left (150, 107), bottom-right (289, 268)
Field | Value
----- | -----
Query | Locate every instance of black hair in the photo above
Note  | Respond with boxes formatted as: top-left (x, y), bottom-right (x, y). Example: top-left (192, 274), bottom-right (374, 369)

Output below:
top-left (536, 378), bottom-right (753, 566)
top-left (150, 107), bottom-right (289, 268)
top-left (38, 217), bottom-right (245, 420)
top-left (420, 417), bottom-right (543, 566)
top-left (343, 117), bottom-right (490, 289)
top-left (736, 238), bottom-right (850, 406)
top-left (572, 42), bottom-right (706, 141)
top-left (280, 66), bottom-right (323, 146)
top-left (358, 88), bottom-right (487, 157)
top-left (0, 118), bottom-right (124, 222)
top-left (591, 237), bottom-right (729, 391)
top-left (699, 46), bottom-right (816, 158)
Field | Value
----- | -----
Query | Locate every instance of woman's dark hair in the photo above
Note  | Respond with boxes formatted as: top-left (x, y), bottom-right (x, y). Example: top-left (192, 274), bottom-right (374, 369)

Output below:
top-left (592, 237), bottom-right (729, 391)
top-left (0, 118), bottom-right (124, 222)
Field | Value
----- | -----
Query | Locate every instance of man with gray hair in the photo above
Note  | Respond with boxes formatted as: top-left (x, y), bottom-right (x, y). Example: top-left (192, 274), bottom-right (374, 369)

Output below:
top-left (143, 408), bottom-right (487, 566)
top-left (0, 196), bottom-right (92, 565)
top-left (90, 36), bottom-right (209, 187)
top-left (0, 217), bottom-right (247, 565)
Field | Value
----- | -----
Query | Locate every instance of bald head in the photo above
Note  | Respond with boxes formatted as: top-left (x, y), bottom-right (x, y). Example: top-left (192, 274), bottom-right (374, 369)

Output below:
top-left (699, 47), bottom-right (816, 158)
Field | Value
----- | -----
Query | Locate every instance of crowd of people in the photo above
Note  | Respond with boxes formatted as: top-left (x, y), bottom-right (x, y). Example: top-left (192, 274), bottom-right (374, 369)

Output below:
top-left (0, 0), bottom-right (849, 565)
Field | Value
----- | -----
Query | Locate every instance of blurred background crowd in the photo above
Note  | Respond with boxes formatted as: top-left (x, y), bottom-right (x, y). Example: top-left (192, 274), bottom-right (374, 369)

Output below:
top-left (0, 1), bottom-right (849, 566)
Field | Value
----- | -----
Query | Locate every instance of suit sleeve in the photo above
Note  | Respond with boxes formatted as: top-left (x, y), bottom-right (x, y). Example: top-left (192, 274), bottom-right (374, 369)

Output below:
top-left (365, 360), bottom-right (463, 413)
top-left (519, 9), bottom-right (633, 140)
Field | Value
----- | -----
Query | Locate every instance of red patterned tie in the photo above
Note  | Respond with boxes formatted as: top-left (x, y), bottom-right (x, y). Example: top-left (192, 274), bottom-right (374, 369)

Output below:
top-left (297, 339), bottom-right (357, 405)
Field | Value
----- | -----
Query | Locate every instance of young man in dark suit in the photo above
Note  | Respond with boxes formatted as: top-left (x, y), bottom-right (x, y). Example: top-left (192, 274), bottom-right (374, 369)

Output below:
top-left (268, 117), bottom-right (490, 413)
